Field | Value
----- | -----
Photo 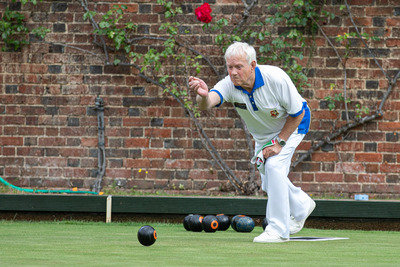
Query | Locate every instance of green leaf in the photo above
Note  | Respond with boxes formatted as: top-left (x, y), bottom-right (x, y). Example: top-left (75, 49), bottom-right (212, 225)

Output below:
top-left (99, 21), bottom-right (110, 28)
top-left (126, 22), bottom-right (135, 30)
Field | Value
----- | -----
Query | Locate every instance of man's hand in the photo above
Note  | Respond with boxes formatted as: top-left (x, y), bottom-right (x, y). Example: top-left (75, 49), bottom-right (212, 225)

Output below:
top-left (262, 143), bottom-right (282, 159)
top-left (189, 76), bottom-right (209, 97)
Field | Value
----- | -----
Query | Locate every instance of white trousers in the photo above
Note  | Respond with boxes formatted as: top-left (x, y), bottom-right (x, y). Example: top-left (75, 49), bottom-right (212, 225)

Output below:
top-left (255, 132), bottom-right (312, 239)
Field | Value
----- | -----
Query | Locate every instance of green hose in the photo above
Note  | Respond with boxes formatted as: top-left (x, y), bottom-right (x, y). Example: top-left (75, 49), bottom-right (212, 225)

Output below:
top-left (0, 176), bottom-right (102, 195)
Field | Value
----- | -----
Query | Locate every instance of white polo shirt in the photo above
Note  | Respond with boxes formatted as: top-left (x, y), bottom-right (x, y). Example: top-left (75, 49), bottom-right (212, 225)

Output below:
top-left (211, 65), bottom-right (310, 145)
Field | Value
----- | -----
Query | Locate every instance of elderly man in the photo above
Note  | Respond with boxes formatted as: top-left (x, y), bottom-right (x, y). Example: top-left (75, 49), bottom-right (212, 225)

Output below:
top-left (188, 42), bottom-right (315, 243)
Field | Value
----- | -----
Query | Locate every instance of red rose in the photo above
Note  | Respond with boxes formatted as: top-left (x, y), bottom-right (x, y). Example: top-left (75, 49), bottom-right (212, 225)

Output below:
top-left (195, 3), bottom-right (213, 24)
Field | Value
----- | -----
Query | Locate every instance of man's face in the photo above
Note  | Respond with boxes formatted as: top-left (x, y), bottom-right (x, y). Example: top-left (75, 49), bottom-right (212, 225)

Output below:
top-left (226, 53), bottom-right (256, 91)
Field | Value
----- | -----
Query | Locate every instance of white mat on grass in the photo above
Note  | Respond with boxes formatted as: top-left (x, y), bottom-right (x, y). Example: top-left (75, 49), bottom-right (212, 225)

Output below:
top-left (289, 237), bottom-right (349, 242)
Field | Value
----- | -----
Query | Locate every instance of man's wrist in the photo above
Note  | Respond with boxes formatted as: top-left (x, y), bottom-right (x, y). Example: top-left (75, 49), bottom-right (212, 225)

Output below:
top-left (276, 136), bottom-right (286, 147)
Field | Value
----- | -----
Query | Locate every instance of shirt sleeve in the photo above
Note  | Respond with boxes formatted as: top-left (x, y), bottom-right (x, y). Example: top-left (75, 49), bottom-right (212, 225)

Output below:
top-left (211, 75), bottom-right (233, 106)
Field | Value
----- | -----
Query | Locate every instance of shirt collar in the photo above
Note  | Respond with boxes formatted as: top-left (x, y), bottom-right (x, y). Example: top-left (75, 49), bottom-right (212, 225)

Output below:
top-left (234, 66), bottom-right (264, 94)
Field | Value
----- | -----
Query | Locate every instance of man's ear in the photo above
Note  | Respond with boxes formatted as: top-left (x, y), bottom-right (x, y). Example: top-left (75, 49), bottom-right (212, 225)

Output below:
top-left (251, 60), bottom-right (257, 70)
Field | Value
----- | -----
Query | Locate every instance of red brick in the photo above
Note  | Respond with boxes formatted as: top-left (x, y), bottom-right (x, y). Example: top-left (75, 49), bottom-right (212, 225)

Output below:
top-left (59, 148), bottom-right (89, 157)
top-left (143, 149), bottom-right (170, 159)
top-left (345, 17), bottom-right (372, 26)
top-left (311, 152), bottom-right (338, 162)
top-left (344, 174), bottom-right (358, 183)
top-left (347, 0), bottom-right (374, 4)
top-left (147, 107), bottom-right (170, 117)
top-left (358, 174), bottom-right (385, 183)
top-left (380, 163), bottom-right (400, 173)
top-left (165, 159), bottom-right (193, 169)
top-left (60, 128), bottom-right (86, 136)
top-left (4, 127), bottom-right (17, 135)
top-left (64, 168), bottom-right (88, 178)
top-left (49, 168), bottom-right (64, 177)
top-left (189, 169), bottom-right (218, 180)
top-left (164, 118), bottom-right (192, 128)
top-left (354, 153), bottom-right (383, 162)
top-left (4, 116), bottom-right (25, 125)
top-left (20, 106), bottom-right (45, 115)
top-left (20, 64), bottom-right (48, 74)
top-left (124, 158), bottom-right (150, 169)
top-left (0, 137), bottom-right (23, 146)
top-left (125, 138), bottom-right (150, 148)
top-left (106, 128), bottom-right (130, 137)
top-left (387, 18), bottom-right (400, 27)
top-left (43, 178), bottom-right (71, 188)
top-left (376, 184), bottom-right (400, 194)
top-left (378, 143), bottom-right (400, 153)
top-left (337, 142), bottom-right (364, 151)
top-left (386, 39), bottom-right (400, 47)
top-left (301, 173), bottom-right (315, 182)
top-left (357, 132), bottom-right (385, 141)
top-left (150, 139), bottom-right (163, 148)
top-left (211, 139), bottom-right (235, 150)
top-left (119, 4), bottom-right (139, 13)
top-left (39, 158), bottom-right (67, 167)
top-left (45, 128), bottom-right (59, 136)
top-left (123, 118), bottom-right (150, 127)
top-left (105, 169), bottom-right (132, 178)
top-left (365, 7), bottom-right (392, 16)
top-left (315, 173), bottom-right (344, 182)
top-left (144, 128), bottom-right (171, 138)
top-left (313, 110), bottom-right (341, 120)
top-left (2, 147), bottom-right (16, 156)
top-left (129, 180), bottom-right (154, 189)
top-left (19, 85), bottom-right (44, 94)
top-left (81, 138), bottom-right (98, 147)
top-left (337, 162), bottom-right (365, 173)
top-left (293, 162), bottom-right (321, 172)
top-left (21, 167), bottom-right (48, 177)
top-left (365, 163), bottom-right (379, 173)
top-left (17, 147), bottom-right (44, 157)
top-left (379, 122), bottom-right (400, 131)
top-left (38, 137), bottom-right (66, 146)
top-left (4, 167), bottom-right (21, 176)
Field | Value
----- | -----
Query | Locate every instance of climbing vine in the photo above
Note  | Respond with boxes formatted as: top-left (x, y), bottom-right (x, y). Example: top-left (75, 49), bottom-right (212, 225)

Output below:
top-left (0, 0), bottom-right (49, 51)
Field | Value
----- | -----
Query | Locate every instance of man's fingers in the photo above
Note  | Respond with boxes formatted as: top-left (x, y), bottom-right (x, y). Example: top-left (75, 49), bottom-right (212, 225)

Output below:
top-left (189, 79), bottom-right (202, 90)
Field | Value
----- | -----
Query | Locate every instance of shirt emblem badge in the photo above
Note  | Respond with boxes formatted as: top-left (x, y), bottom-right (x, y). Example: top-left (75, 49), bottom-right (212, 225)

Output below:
top-left (270, 110), bottom-right (279, 117)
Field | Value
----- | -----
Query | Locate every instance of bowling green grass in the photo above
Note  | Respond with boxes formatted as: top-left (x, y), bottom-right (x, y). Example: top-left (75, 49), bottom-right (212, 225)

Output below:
top-left (0, 221), bottom-right (399, 267)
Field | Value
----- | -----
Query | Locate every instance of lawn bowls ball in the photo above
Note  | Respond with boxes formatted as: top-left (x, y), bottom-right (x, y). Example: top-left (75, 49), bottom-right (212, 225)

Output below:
top-left (183, 214), bottom-right (193, 231)
top-left (202, 215), bottom-right (219, 232)
top-left (235, 216), bottom-right (255, 233)
top-left (216, 214), bottom-right (230, 231)
top-left (189, 214), bottom-right (204, 232)
top-left (231, 215), bottom-right (246, 231)
top-left (137, 225), bottom-right (157, 246)
top-left (262, 217), bottom-right (268, 230)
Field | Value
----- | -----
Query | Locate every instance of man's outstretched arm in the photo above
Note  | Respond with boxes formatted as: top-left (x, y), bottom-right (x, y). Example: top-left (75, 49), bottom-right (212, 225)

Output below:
top-left (189, 76), bottom-right (221, 110)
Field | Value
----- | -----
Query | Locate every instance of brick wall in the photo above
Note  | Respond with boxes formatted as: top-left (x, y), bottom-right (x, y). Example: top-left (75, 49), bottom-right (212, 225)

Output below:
top-left (0, 0), bottom-right (399, 198)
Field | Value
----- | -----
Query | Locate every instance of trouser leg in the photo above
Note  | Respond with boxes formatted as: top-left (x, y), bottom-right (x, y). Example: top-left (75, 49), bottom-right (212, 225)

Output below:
top-left (257, 133), bottom-right (310, 238)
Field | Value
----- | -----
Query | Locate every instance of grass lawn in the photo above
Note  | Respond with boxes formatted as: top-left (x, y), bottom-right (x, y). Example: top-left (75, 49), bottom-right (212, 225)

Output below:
top-left (0, 220), bottom-right (399, 266)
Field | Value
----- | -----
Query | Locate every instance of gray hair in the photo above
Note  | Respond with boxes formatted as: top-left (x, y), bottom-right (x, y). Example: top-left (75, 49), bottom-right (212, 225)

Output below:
top-left (224, 42), bottom-right (257, 65)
